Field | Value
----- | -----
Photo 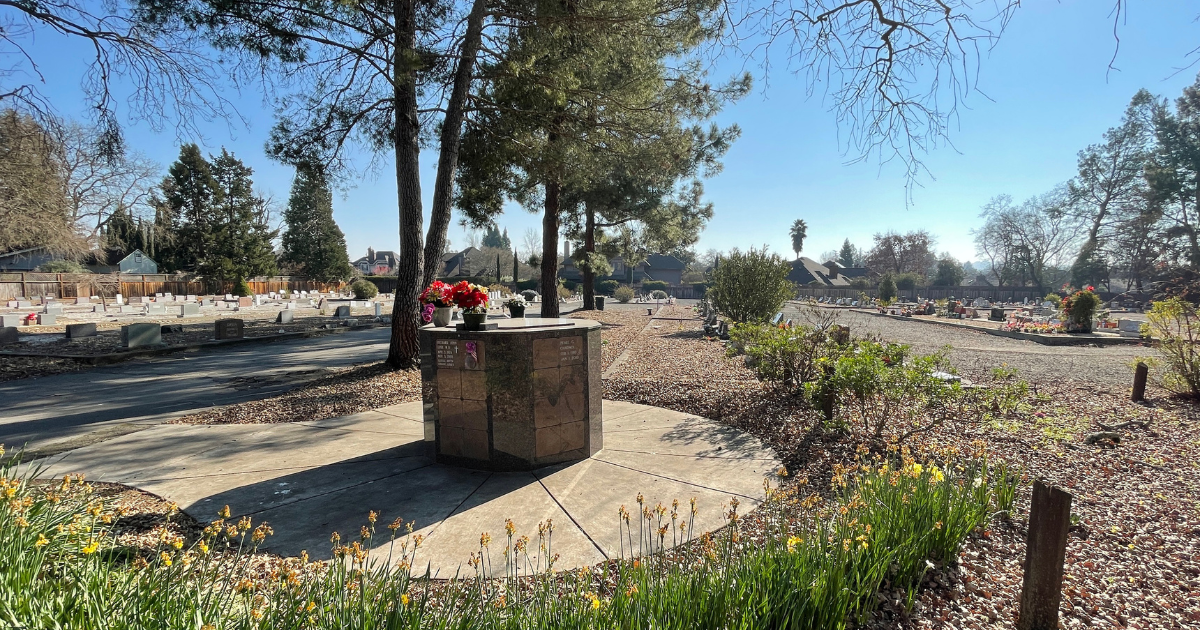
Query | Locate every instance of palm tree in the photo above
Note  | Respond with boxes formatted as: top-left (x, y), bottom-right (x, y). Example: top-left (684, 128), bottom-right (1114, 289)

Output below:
top-left (789, 219), bottom-right (807, 260)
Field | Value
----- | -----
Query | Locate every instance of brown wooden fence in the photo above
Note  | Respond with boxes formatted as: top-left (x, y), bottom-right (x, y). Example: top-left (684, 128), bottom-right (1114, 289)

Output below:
top-left (0, 273), bottom-right (344, 301)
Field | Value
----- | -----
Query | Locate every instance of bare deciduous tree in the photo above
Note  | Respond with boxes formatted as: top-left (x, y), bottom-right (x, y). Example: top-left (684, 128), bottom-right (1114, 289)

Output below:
top-left (58, 121), bottom-right (160, 239)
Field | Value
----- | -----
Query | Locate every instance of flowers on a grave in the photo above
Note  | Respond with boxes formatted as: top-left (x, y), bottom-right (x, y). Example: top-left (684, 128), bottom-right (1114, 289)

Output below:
top-left (1060, 286), bottom-right (1101, 333)
top-left (503, 295), bottom-right (528, 309)
top-left (451, 281), bottom-right (489, 314)
top-left (419, 280), bottom-right (454, 307)
top-left (421, 303), bottom-right (435, 323)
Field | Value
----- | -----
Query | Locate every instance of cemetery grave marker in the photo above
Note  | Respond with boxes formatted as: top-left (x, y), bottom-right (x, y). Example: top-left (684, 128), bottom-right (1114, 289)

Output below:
top-left (0, 327), bottom-right (17, 344)
top-left (180, 303), bottom-right (201, 318)
top-left (334, 305), bottom-right (351, 318)
top-left (0, 314), bottom-right (24, 328)
top-left (121, 323), bottom-right (162, 348)
top-left (277, 310), bottom-right (294, 324)
top-left (65, 323), bottom-right (97, 339)
top-left (215, 318), bottom-right (245, 340)
top-left (37, 313), bottom-right (56, 326)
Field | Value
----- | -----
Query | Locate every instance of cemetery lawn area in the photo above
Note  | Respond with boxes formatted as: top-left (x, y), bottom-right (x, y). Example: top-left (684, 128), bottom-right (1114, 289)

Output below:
top-left (604, 305), bottom-right (1200, 628)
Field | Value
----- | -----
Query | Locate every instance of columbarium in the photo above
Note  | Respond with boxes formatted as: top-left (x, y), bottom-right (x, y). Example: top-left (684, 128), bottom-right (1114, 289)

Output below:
top-left (418, 318), bottom-right (602, 470)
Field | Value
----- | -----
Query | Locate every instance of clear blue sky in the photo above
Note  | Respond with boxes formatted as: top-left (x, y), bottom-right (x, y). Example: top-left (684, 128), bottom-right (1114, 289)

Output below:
top-left (14, 1), bottom-right (1200, 264)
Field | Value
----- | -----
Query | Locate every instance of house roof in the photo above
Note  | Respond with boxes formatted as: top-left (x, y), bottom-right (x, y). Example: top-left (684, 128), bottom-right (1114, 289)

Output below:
top-left (788, 257), bottom-right (849, 287)
top-left (645, 253), bottom-right (685, 270)
top-left (118, 250), bottom-right (155, 265)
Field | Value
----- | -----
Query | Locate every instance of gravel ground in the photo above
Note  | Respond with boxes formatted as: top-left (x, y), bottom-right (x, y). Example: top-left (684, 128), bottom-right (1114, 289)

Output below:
top-left (790, 306), bottom-right (1153, 387)
top-left (568, 306), bottom-right (657, 372)
top-left (603, 304), bottom-right (1200, 629)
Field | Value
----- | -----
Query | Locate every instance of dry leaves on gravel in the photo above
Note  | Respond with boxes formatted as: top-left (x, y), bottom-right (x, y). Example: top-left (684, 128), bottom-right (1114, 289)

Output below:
top-left (173, 363), bottom-right (420, 425)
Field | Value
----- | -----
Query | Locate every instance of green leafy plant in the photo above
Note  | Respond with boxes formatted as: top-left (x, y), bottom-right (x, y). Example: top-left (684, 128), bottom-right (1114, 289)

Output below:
top-left (650, 290), bottom-right (668, 300)
top-left (597, 280), bottom-right (619, 296)
top-left (728, 323), bottom-right (845, 388)
top-left (1145, 297), bottom-right (1200, 397)
top-left (350, 279), bottom-right (378, 300)
top-left (641, 280), bottom-right (669, 292)
top-left (1061, 287), bottom-right (1100, 332)
top-left (708, 246), bottom-right (794, 323)
top-left (878, 274), bottom-right (897, 303)
top-left (36, 260), bottom-right (91, 273)
top-left (521, 289), bottom-right (539, 302)
top-left (614, 286), bottom-right (635, 303)
top-left (0, 445), bottom-right (1016, 630)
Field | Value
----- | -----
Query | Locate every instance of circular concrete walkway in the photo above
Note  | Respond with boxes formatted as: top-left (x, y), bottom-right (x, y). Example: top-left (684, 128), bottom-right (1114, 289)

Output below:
top-left (41, 400), bottom-right (780, 576)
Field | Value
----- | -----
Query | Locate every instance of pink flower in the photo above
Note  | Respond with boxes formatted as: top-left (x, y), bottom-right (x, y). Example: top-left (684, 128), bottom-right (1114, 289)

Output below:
top-left (421, 303), bottom-right (435, 323)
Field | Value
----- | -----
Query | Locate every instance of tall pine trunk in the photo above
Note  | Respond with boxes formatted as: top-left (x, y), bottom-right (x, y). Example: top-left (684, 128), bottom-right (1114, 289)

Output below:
top-left (581, 203), bottom-right (596, 310)
top-left (422, 0), bottom-right (488, 290)
top-left (387, 0), bottom-right (424, 369)
top-left (541, 178), bottom-right (561, 318)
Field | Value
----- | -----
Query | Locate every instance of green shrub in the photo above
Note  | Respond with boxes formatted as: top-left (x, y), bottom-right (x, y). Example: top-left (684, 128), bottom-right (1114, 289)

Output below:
top-left (848, 277), bottom-right (870, 290)
top-left (708, 247), bottom-right (795, 323)
top-left (516, 279), bottom-right (539, 291)
top-left (691, 282), bottom-right (709, 298)
top-left (1044, 292), bottom-right (1062, 305)
top-left (641, 280), bottom-right (668, 292)
top-left (351, 279), bottom-right (378, 300)
top-left (614, 286), bottom-right (634, 303)
top-left (894, 272), bottom-right (922, 290)
top-left (597, 280), bottom-right (619, 296)
top-left (877, 274), bottom-right (896, 304)
top-left (729, 323), bottom-right (845, 388)
top-left (36, 260), bottom-right (90, 273)
top-left (562, 280), bottom-right (578, 292)
top-left (557, 285), bottom-right (573, 300)
top-left (1061, 288), bottom-right (1100, 332)
top-left (521, 289), bottom-right (539, 301)
top-left (233, 278), bottom-right (253, 297)
top-left (1146, 298), bottom-right (1200, 397)
top-left (650, 290), bottom-right (668, 299)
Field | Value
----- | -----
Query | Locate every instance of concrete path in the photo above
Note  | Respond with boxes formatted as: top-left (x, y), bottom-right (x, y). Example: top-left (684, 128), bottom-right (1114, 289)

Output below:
top-left (40, 400), bottom-right (780, 577)
top-left (0, 327), bottom-right (392, 452)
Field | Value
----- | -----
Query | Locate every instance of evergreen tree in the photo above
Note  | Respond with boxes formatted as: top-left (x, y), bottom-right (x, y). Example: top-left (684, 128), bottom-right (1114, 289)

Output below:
top-left (157, 143), bottom-right (219, 272)
top-left (103, 205), bottom-right (137, 262)
top-left (838, 239), bottom-right (858, 268)
top-left (512, 248), bottom-right (519, 281)
top-left (202, 149), bottom-right (278, 283)
top-left (280, 164), bottom-right (353, 282)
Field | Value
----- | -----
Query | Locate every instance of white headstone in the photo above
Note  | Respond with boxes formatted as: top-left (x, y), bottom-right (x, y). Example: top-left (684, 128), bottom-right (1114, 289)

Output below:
top-left (115, 294), bottom-right (124, 305)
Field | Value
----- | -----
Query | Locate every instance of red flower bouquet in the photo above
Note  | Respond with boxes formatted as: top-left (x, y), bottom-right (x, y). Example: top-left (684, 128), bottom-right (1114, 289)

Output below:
top-left (450, 281), bottom-right (489, 313)
top-left (419, 281), bottom-right (454, 307)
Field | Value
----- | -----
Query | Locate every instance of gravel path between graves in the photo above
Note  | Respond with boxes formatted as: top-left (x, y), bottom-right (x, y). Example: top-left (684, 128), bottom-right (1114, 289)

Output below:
top-left (567, 306), bottom-right (657, 372)
top-left (791, 306), bottom-right (1153, 387)
top-left (602, 304), bottom-right (1200, 630)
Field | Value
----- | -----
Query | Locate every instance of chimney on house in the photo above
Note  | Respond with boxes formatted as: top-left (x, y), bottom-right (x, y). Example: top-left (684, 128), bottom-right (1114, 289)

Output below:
top-left (564, 241), bottom-right (571, 259)
top-left (824, 261), bottom-right (839, 279)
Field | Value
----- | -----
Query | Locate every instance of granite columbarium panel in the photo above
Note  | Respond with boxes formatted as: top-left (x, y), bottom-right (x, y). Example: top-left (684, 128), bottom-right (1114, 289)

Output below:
top-left (419, 319), bottom-right (602, 470)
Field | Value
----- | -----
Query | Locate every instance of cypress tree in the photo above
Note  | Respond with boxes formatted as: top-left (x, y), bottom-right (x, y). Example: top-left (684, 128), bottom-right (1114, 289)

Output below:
top-left (203, 149), bottom-right (278, 284)
top-left (281, 164), bottom-right (354, 282)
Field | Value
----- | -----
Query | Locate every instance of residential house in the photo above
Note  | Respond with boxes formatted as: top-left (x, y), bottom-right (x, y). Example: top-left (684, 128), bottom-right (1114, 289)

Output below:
top-left (822, 260), bottom-right (871, 280)
top-left (558, 253), bottom-right (686, 285)
top-left (353, 248), bottom-right (398, 275)
top-left (437, 247), bottom-right (496, 279)
top-left (89, 250), bottom-right (158, 274)
top-left (788, 257), bottom-right (851, 287)
top-left (0, 246), bottom-right (58, 271)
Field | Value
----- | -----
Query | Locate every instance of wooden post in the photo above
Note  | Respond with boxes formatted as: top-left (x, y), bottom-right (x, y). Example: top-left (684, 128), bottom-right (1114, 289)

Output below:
top-left (1132, 362), bottom-right (1148, 402)
top-left (1018, 479), bottom-right (1072, 630)
top-left (821, 363), bottom-right (835, 422)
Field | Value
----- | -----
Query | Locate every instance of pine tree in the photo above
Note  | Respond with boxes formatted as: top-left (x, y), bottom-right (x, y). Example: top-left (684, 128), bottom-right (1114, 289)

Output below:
top-left (158, 143), bottom-right (219, 272)
top-left (838, 239), bottom-right (857, 268)
top-left (203, 149), bottom-right (278, 284)
top-left (281, 164), bottom-right (354, 282)
top-left (512, 248), bottom-right (519, 282)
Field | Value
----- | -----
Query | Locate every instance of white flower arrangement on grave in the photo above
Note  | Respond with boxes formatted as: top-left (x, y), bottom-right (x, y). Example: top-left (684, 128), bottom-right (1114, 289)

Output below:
top-left (503, 295), bottom-right (528, 308)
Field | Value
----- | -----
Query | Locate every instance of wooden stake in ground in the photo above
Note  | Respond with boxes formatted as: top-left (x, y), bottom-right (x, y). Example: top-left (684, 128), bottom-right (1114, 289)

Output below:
top-left (1132, 361), bottom-right (1148, 402)
top-left (1018, 479), bottom-right (1072, 630)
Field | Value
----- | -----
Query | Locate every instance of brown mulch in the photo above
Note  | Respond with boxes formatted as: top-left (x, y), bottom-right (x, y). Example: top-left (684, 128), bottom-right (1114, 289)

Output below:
top-left (172, 363), bottom-right (421, 425)
top-left (0, 355), bottom-right (88, 382)
top-left (602, 310), bottom-right (1200, 629)
top-left (568, 306), bottom-right (659, 372)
